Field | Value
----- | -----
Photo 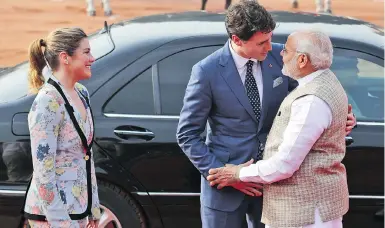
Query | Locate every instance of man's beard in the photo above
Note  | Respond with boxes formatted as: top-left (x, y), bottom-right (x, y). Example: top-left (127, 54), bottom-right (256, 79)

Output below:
top-left (282, 57), bottom-right (299, 79)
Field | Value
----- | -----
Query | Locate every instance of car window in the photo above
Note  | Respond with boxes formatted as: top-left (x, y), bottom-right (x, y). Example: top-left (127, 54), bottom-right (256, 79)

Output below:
top-left (331, 49), bottom-right (384, 122)
top-left (0, 31), bottom-right (113, 104)
top-left (104, 67), bottom-right (155, 114)
top-left (158, 46), bottom-right (221, 115)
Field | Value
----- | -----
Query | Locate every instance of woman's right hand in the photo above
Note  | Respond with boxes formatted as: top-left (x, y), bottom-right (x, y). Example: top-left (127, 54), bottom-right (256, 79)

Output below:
top-left (87, 219), bottom-right (99, 228)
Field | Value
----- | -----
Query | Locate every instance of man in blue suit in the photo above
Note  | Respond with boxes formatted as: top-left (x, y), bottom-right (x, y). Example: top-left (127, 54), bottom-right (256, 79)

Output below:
top-left (176, 1), bottom-right (355, 227)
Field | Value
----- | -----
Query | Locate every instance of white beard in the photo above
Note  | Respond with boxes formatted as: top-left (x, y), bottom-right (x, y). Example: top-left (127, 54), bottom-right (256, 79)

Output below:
top-left (282, 58), bottom-right (299, 79)
top-left (281, 65), bottom-right (289, 76)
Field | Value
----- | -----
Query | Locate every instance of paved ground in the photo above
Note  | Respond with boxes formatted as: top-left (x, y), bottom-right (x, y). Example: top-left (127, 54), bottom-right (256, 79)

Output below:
top-left (0, 0), bottom-right (383, 66)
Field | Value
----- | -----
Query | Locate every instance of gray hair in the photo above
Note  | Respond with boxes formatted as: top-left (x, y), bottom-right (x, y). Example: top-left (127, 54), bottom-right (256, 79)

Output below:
top-left (293, 30), bottom-right (333, 70)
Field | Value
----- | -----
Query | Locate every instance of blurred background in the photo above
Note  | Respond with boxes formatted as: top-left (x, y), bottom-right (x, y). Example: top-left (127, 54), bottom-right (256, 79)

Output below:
top-left (0, 0), bottom-right (383, 67)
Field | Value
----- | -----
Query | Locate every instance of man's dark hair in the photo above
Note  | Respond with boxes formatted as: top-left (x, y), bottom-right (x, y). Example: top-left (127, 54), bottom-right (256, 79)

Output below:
top-left (225, 0), bottom-right (276, 41)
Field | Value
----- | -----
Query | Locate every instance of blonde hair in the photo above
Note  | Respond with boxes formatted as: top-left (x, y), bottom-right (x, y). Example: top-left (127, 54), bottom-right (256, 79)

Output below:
top-left (28, 27), bottom-right (87, 94)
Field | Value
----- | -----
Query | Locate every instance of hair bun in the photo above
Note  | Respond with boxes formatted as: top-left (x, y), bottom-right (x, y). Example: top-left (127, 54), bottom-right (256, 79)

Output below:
top-left (39, 39), bottom-right (46, 47)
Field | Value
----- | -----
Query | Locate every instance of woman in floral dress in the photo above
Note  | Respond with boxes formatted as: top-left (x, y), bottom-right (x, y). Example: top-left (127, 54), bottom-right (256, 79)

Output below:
top-left (22, 27), bottom-right (101, 228)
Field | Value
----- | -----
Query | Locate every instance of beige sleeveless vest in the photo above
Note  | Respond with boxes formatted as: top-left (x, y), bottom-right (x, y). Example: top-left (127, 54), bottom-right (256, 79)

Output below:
top-left (261, 69), bottom-right (349, 227)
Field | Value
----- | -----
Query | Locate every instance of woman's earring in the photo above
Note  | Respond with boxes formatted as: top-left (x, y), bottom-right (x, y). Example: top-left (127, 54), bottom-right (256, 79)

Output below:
top-left (65, 60), bottom-right (68, 65)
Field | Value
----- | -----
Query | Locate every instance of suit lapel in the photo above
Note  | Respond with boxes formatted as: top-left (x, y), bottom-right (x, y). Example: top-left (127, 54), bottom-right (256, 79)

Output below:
top-left (258, 57), bottom-right (274, 132)
top-left (219, 41), bottom-right (257, 124)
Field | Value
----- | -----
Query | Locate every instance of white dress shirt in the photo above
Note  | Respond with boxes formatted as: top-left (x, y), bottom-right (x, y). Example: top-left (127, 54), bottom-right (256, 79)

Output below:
top-left (265, 208), bottom-right (342, 228)
top-left (229, 42), bottom-right (264, 107)
top-left (239, 69), bottom-right (343, 228)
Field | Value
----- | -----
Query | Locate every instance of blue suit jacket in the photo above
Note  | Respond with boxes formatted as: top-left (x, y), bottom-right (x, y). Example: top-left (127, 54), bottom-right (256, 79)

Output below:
top-left (176, 41), bottom-right (297, 211)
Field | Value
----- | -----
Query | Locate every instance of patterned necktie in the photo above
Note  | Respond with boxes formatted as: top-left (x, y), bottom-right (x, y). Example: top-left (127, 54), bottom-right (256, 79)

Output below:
top-left (245, 60), bottom-right (264, 160)
top-left (245, 60), bottom-right (261, 121)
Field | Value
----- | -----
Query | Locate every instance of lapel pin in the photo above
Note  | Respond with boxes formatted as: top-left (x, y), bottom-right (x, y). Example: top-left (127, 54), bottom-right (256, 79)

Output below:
top-left (269, 64), bottom-right (273, 68)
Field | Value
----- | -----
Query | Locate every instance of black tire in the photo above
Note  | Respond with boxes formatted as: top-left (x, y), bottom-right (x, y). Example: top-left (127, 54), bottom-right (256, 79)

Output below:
top-left (98, 180), bottom-right (146, 228)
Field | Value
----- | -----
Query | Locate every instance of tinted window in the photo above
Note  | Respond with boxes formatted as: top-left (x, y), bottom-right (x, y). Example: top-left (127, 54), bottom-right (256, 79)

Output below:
top-left (332, 49), bottom-right (384, 122)
top-left (104, 67), bottom-right (155, 114)
top-left (158, 46), bottom-right (221, 115)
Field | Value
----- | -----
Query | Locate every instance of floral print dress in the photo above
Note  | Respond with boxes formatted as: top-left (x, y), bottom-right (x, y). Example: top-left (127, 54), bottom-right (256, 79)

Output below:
top-left (24, 77), bottom-right (101, 228)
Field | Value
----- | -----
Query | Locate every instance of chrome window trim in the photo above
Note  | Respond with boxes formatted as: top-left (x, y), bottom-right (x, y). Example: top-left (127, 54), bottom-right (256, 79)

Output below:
top-left (104, 113), bottom-right (179, 120)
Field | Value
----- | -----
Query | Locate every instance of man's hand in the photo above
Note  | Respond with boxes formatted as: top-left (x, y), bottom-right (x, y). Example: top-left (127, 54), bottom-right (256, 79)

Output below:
top-left (87, 220), bottom-right (98, 228)
top-left (346, 104), bottom-right (357, 135)
top-left (230, 181), bottom-right (263, 197)
top-left (207, 164), bottom-right (241, 188)
top-left (207, 159), bottom-right (254, 189)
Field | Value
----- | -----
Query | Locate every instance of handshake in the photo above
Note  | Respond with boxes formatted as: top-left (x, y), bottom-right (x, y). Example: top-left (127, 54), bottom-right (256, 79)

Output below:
top-left (206, 159), bottom-right (263, 197)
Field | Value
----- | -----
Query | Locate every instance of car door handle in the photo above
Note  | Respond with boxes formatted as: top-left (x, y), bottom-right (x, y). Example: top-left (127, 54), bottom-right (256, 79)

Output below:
top-left (114, 126), bottom-right (155, 141)
top-left (114, 130), bottom-right (154, 137)
top-left (345, 136), bottom-right (354, 146)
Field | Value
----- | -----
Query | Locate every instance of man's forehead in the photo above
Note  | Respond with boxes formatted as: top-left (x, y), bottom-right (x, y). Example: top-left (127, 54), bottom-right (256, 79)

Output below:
top-left (255, 31), bottom-right (272, 37)
top-left (252, 31), bottom-right (272, 41)
top-left (285, 35), bottom-right (296, 47)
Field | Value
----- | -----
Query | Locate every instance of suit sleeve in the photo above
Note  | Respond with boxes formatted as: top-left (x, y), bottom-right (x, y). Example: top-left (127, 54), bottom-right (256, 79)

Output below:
top-left (176, 63), bottom-right (224, 178)
top-left (28, 91), bottom-right (77, 227)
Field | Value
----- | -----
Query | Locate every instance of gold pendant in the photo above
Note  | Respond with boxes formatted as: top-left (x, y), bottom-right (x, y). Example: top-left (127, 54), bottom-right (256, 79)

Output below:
top-left (84, 155), bottom-right (90, 161)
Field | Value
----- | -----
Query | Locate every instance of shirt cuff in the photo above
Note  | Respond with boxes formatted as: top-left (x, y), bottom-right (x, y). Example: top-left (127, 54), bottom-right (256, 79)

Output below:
top-left (239, 164), bottom-right (258, 182)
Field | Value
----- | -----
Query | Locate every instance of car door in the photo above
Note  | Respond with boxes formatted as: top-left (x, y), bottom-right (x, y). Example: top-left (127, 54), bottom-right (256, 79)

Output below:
top-left (92, 36), bottom-right (225, 228)
top-left (331, 48), bottom-right (384, 228)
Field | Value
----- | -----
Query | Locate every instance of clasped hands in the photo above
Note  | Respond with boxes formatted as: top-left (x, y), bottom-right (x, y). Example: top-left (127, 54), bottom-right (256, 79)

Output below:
top-left (206, 159), bottom-right (262, 197)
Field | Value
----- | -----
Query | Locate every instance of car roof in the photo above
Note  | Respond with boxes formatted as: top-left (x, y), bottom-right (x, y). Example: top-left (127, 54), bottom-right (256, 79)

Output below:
top-left (110, 10), bottom-right (384, 52)
top-left (90, 10), bottom-right (385, 94)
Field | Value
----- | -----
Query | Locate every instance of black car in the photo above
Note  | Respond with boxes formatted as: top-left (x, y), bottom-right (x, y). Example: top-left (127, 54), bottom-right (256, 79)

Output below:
top-left (0, 11), bottom-right (383, 228)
